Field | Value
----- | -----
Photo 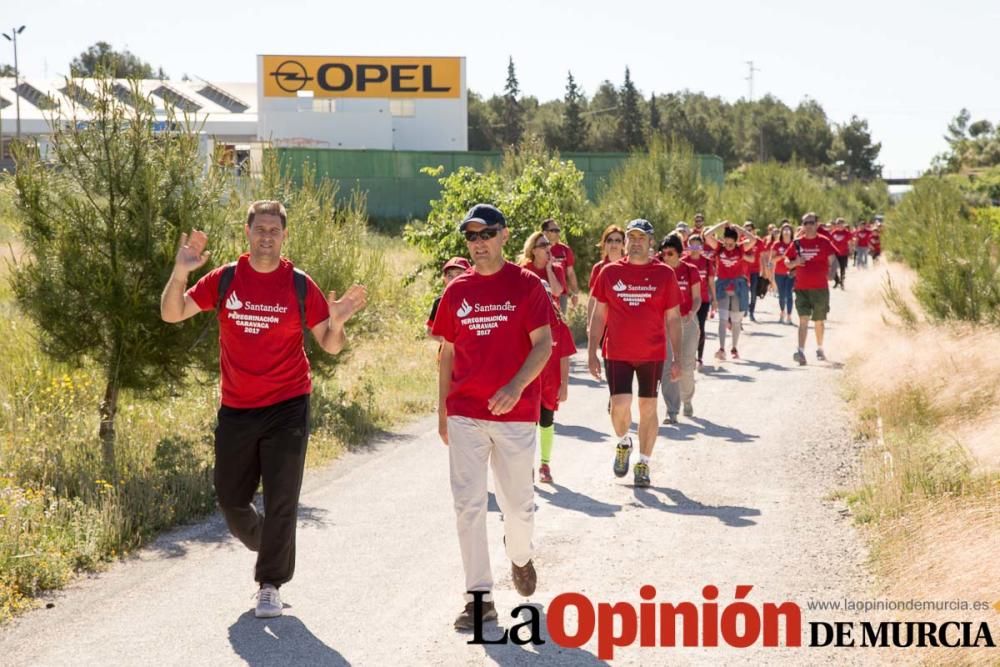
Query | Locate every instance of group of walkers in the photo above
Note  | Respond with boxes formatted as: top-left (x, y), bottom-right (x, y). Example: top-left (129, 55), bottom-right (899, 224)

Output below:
top-left (162, 198), bottom-right (882, 630)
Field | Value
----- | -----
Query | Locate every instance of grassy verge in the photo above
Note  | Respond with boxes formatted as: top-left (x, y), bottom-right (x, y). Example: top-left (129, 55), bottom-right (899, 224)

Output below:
top-left (836, 264), bottom-right (1000, 665)
top-left (0, 220), bottom-right (438, 621)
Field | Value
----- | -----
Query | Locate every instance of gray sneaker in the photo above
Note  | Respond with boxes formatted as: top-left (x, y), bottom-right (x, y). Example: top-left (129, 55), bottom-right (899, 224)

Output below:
top-left (793, 350), bottom-right (807, 366)
top-left (613, 439), bottom-right (633, 478)
top-left (633, 462), bottom-right (651, 487)
top-left (683, 402), bottom-right (693, 417)
top-left (255, 584), bottom-right (282, 618)
top-left (816, 349), bottom-right (827, 361)
top-left (454, 599), bottom-right (497, 631)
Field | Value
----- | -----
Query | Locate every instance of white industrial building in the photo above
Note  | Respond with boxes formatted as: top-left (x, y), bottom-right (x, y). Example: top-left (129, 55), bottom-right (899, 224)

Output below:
top-left (0, 56), bottom-right (468, 168)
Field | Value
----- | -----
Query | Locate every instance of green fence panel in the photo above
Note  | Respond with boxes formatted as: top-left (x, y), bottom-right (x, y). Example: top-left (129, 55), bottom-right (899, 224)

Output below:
top-left (273, 148), bottom-right (724, 220)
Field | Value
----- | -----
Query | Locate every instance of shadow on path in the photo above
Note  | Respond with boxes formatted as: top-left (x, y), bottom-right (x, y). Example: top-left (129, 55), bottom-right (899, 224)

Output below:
top-left (536, 483), bottom-right (621, 518)
top-left (555, 423), bottom-right (608, 443)
top-left (228, 610), bottom-right (350, 666)
top-left (478, 603), bottom-right (609, 666)
top-left (631, 486), bottom-right (761, 527)
top-left (687, 417), bottom-right (760, 444)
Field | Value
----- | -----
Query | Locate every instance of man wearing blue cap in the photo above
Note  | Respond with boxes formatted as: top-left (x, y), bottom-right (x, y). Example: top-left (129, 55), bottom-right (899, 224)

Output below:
top-left (432, 204), bottom-right (553, 630)
top-left (588, 219), bottom-right (683, 487)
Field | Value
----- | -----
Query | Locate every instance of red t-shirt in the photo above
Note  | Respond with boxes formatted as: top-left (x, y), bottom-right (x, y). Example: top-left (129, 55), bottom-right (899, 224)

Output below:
top-left (522, 261), bottom-right (567, 302)
top-left (783, 236), bottom-right (838, 290)
top-left (550, 242), bottom-right (575, 269)
top-left (541, 318), bottom-right (576, 411)
top-left (682, 252), bottom-right (713, 301)
top-left (744, 239), bottom-right (766, 274)
top-left (592, 259), bottom-right (681, 362)
top-left (829, 229), bottom-right (852, 256)
top-left (855, 229), bottom-right (872, 248)
top-left (770, 240), bottom-right (793, 275)
top-left (870, 230), bottom-right (881, 251)
top-left (715, 246), bottom-right (750, 281)
top-left (431, 262), bottom-right (551, 422)
top-left (589, 259), bottom-right (610, 292)
top-left (187, 254), bottom-right (331, 409)
top-left (671, 260), bottom-right (701, 317)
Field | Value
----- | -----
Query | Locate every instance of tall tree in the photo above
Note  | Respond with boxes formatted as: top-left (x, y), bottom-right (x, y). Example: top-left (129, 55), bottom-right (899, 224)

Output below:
top-left (830, 116), bottom-right (882, 179)
top-left (499, 56), bottom-right (525, 146)
top-left (467, 90), bottom-right (499, 150)
top-left (9, 78), bottom-right (225, 475)
top-left (69, 41), bottom-right (166, 79)
top-left (562, 71), bottom-right (589, 151)
top-left (617, 67), bottom-right (646, 150)
top-left (0, 63), bottom-right (16, 76)
top-left (649, 92), bottom-right (661, 134)
top-left (587, 80), bottom-right (621, 152)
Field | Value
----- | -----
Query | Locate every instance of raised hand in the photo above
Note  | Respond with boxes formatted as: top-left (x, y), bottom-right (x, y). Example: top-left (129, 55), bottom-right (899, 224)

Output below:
top-left (175, 231), bottom-right (210, 274)
top-left (327, 284), bottom-right (368, 326)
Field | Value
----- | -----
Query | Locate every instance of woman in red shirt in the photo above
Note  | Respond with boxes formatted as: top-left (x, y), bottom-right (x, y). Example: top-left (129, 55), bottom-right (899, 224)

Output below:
top-left (587, 225), bottom-right (626, 326)
top-left (682, 233), bottom-right (714, 368)
top-left (771, 224), bottom-right (796, 324)
top-left (519, 231), bottom-right (566, 306)
top-left (704, 222), bottom-right (755, 360)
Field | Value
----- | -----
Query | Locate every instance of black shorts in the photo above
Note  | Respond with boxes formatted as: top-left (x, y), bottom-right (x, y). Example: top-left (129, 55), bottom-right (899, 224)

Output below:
top-left (604, 359), bottom-right (663, 398)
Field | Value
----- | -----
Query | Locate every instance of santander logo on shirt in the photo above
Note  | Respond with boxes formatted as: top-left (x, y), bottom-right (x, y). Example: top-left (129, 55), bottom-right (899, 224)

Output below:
top-left (612, 279), bottom-right (628, 292)
top-left (224, 289), bottom-right (290, 336)
top-left (456, 298), bottom-right (518, 337)
top-left (719, 253), bottom-right (741, 269)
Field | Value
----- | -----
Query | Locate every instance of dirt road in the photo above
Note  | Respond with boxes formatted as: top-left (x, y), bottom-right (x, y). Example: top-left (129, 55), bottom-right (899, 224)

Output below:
top-left (1, 288), bottom-right (881, 665)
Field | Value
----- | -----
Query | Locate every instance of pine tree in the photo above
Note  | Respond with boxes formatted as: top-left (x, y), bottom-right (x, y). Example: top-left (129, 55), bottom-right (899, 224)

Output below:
top-left (649, 92), bottom-right (661, 134)
top-left (500, 56), bottom-right (525, 146)
top-left (617, 67), bottom-right (646, 150)
top-left (562, 71), bottom-right (589, 152)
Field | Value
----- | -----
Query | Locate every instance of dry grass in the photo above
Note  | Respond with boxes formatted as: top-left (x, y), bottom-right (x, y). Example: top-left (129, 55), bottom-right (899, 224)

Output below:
top-left (838, 262), bottom-right (1000, 665)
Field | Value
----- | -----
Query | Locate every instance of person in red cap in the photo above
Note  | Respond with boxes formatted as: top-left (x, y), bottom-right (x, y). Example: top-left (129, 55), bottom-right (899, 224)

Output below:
top-left (427, 256), bottom-right (471, 339)
top-left (432, 203), bottom-right (552, 631)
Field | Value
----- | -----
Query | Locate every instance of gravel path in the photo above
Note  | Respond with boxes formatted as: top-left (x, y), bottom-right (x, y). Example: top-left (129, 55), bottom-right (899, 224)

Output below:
top-left (0, 287), bottom-right (882, 666)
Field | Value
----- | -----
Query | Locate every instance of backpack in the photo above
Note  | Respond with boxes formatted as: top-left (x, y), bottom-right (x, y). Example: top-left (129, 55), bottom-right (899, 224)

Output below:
top-left (216, 262), bottom-right (309, 326)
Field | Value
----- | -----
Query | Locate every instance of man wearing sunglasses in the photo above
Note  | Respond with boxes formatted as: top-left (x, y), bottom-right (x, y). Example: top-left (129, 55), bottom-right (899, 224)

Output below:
top-left (588, 219), bottom-right (682, 487)
top-left (783, 212), bottom-right (838, 365)
top-left (432, 204), bottom-right (553, 631)
top-left (542, 219), bottom-right (579, 314)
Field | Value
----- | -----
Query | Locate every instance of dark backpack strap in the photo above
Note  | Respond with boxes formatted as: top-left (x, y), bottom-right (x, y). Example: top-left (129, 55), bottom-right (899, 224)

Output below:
top-left (292, 268), bottom-right (308, 326)
top-left (216, 263), bottom-right (238, 310)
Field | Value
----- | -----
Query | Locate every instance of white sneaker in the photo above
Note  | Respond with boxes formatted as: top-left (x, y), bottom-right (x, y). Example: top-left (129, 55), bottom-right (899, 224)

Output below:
top-left (255, 584), bottom-right (283, 618)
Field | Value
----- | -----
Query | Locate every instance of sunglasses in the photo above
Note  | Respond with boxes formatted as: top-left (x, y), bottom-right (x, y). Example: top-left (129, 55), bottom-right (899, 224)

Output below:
top-left (534, 242), bottom-right (551, 249)
top-left (605, 237), bottom-right (624, 244)
top-left (803, 220), bottom-right (818, 226)
top-left (464, 228), bottom-right (500, 242)
top-left (687, 243), bottom-right (703, 249)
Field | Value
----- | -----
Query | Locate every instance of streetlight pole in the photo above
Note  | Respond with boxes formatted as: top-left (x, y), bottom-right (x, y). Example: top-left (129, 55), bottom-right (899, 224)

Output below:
top-left (2, 25), bottom-right (26, 142)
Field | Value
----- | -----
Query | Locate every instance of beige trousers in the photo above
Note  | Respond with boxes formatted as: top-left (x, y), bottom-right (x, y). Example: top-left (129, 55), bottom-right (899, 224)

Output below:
top-left (662, 314), bottom-right (700, 414)
top-left (447, 416), bottom-right (536, 601)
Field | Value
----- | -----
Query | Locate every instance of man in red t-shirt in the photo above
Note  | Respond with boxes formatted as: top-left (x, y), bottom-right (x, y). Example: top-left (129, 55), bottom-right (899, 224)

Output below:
top-left (829, 218), bottom-right (852, 290)
top-left (742, 221), bottom-right (767, 321)
top-left (783, 211), bottom-right (838, 365)
top-left (854, 220), bottom-right (872, 268)
top-left (542, 218), bottom-right (579, 314)
top-left (588, 219), bottom-right (682, 487)
top-left (432, 204), bottom-right (552, 630)
top-left (160, 200), bottom-right (367, 618)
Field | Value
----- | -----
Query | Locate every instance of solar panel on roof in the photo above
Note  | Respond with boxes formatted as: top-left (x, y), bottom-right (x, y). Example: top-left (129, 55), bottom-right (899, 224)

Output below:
top-left (13, 83), bottom-right (58, 110)
top-left (196, 83), bottom-right (249, 113)
top-left (60, 82), bottom-right (98, 109)
top-left (152, 85), bottom-right (202, 113)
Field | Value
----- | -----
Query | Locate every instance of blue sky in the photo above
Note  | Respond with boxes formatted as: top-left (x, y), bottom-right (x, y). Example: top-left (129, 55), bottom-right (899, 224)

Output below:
top-left (5, 0), bottom-right (999, 173)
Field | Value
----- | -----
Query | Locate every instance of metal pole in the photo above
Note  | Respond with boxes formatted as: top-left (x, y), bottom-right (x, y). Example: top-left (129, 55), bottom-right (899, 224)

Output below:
top-left (13, 27), bottom-right (21, 141)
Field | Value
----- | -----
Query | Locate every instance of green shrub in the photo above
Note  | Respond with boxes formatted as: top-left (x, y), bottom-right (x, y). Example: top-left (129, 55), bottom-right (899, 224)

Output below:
top-left (404, 138), bottom-right (589, 272)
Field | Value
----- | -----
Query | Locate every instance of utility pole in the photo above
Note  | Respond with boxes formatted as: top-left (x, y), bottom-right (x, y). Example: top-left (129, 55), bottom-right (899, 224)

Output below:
top-left (2, 25), bottom-right (26, 141)
top-left (745, 60), bottom-right (764, 162)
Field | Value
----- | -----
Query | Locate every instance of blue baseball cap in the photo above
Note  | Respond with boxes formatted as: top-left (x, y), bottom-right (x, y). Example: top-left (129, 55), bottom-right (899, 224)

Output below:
top-left (625, 218), bottom-right (655, 236)
top-left (459, 204), bottom-right (507, 232)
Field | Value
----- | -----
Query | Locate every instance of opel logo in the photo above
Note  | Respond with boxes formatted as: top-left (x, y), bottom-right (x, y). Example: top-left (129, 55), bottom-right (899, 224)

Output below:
top-left (270, 60), bottom-right (313, 93)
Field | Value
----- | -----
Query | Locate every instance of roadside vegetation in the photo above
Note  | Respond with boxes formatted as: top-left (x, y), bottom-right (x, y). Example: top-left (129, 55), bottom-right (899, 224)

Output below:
top-left (836, 175), bottom-right (1000, 665)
